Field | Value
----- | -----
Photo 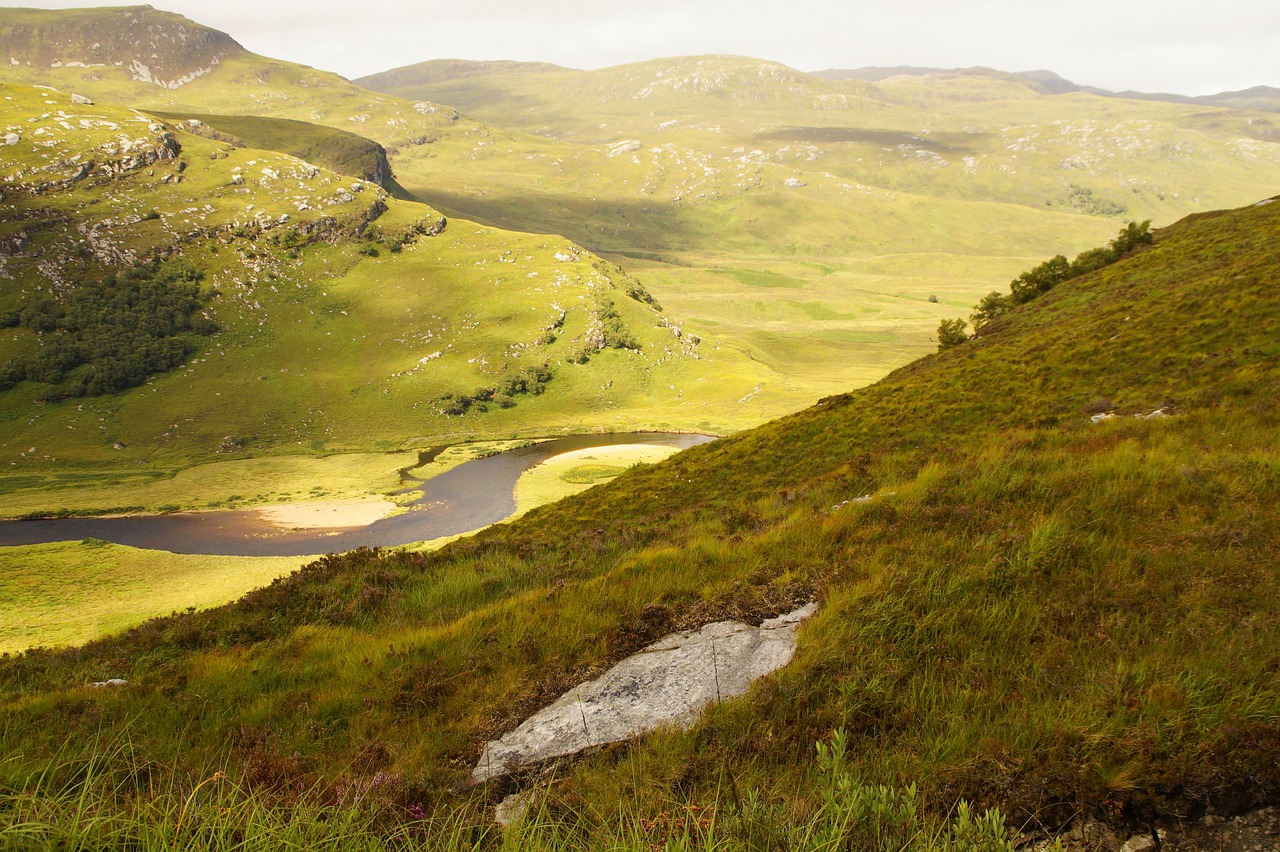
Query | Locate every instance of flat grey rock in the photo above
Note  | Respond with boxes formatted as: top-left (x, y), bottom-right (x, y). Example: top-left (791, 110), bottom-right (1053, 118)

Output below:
top-left (473, 602), bottom-right (817, 784)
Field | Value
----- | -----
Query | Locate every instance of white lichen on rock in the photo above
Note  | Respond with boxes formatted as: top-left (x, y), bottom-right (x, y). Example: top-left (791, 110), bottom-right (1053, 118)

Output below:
top-left (472, 602), bottom-right (817, 784)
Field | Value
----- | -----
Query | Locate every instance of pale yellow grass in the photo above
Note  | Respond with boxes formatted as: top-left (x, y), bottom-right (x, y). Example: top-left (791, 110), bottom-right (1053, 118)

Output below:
top-left (0, 541), bottom-right (307, 654)
top-left (511, 444), bottom-right (678, 518)
top-left (0, 452), bottom-right (417, 518)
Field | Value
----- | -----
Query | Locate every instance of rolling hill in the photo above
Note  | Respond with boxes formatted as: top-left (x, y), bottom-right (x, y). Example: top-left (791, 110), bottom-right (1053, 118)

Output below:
top-left (0, 78), bottom-right (770, 515)
top-left (7, 5), bottom-right (1278, 409)
top-left (361, 55), bottom-right (1280, 398)
top-left (2, 193), bottom-right (1277, 847)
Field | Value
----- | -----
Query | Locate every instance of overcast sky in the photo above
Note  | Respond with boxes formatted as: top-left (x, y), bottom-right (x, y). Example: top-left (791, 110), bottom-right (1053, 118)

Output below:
top-left (15, 0), bottom-right (1279, 95)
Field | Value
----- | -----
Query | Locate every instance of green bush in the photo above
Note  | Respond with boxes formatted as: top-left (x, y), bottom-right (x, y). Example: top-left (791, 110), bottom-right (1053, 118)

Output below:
top-left (937, 318), bottom-right (969, 351)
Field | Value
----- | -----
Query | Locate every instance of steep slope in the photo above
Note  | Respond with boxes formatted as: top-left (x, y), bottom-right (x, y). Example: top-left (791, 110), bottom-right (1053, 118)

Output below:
top-left (3, 197), bottom-right (1277, 844)
top-left (0, 80), bottom-right (769, 510)
top-left (147, 111), bottom-right (411, 196)
top-left (0, 5), bottom-right (241, 89)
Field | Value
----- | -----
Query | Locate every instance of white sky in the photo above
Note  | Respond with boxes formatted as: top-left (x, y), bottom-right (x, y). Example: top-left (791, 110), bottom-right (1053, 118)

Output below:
top-left (13, 0), bottom-right (1280, 95)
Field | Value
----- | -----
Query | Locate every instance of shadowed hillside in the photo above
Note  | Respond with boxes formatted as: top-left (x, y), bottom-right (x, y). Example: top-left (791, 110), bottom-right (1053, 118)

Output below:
top-left (3, 196), bottom-right (1277, 847)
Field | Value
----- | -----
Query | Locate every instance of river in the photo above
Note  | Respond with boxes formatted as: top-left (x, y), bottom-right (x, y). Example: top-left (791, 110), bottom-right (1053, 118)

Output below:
top-left (0, 433), bottom-right (715, 557)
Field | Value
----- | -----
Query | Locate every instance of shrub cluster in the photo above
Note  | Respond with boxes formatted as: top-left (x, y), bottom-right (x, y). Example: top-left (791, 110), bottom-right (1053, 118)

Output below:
top-left (567, 297), bottom-right (642, 364)
top-left (437, 364), bottom-right (553, 416)
top-left (0, 258), bottom-right (217, 397)
top-left (938, 220), bottom-right (1152, 350)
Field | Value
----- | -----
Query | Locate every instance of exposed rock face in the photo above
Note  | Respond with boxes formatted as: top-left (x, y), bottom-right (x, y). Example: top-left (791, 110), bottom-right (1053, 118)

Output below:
top-left (472, 602), bottom-right (818, 784)
top-left (0, 6), bottom-right (243, 90)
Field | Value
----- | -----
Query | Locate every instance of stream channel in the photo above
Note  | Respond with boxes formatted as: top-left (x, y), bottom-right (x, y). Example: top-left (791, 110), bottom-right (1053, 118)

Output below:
top-left (0, 433), bottom-right (715, 557)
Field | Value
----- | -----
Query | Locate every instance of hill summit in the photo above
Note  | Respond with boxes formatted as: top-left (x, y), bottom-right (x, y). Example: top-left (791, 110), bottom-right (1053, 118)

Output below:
top-left (0, 5), bottom-right (243, 90)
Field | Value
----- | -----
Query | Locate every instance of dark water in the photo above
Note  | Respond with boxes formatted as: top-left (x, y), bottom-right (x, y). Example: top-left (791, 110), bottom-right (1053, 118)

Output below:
top-left (0, 433), bottom-right (714, 557)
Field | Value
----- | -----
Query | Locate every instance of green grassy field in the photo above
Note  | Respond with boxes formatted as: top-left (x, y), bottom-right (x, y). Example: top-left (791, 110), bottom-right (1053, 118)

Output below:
top-left (0, 541), bottom-right (305, 654)
top-left (511, 443), bottom-right (678, 518)
top-left (2, 197), bottom-right (1277, 847)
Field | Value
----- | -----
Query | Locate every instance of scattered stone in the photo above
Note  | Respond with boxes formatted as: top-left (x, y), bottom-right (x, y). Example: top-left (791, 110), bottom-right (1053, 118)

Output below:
top-left (1118, 833), bottom-right (1158, 852)
top-left (90, 678), bottom-right (127, 688)
top-left (472, 603), bottom-right (818, 784)
top-left (217, 436), bottom-right (245, 453)
top-left (495, 789), bottom-right (536, 827)
top-left (70, 93), bottom-right (94, 105)
top-left (3, 132), bottom-right (19, 146)
top-left (784, 177), bottom-right (807, 188)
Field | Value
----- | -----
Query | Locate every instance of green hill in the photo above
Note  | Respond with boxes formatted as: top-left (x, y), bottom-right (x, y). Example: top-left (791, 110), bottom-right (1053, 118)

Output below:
top-left (9, 7), bottom-right (1279, 409)
top-left (145, 110), bottom-right (412, 197)
top-left (0, 80), bottom-right (771, 515)
top-left (3, 195), bottom-right (1277, 846)
top-left (0, 5), bottom-right (473, 151)
top-left (359, 55), bottom-right (1280, 400)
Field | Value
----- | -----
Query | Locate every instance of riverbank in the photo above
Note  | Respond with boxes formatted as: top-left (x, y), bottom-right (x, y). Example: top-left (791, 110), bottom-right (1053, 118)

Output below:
top-left (1, 434), bottom-right (714, 652)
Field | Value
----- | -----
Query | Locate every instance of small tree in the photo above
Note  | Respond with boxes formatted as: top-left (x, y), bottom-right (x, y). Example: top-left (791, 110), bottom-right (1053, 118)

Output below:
top-left (937, 318), bottom-right (969, 351)
top-left (970, 291), bottom-right (1010, 330)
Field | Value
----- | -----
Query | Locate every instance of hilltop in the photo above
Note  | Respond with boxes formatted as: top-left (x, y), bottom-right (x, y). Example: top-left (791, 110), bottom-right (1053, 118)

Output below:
top-left (2, 194), bottom-right (1277, 846)
top-left (815, 66), bottom-right (1280, 113)
top-left (0, 6), bottom-right (479, 154)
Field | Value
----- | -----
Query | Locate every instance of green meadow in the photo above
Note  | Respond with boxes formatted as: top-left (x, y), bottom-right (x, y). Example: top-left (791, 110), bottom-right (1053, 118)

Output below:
top-left (0, 542), bottom-right (306, 654)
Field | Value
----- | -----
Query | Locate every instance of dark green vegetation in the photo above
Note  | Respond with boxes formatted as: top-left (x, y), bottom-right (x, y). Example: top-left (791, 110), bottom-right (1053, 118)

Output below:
top-left (4, 196), bottom-right (1278, 845)
top-left (939, 220), bottom-right (1154, 348)
top-left (0, 258), bottom-right (215, 398)
top-left (147, 110), bottom-right (412, 198)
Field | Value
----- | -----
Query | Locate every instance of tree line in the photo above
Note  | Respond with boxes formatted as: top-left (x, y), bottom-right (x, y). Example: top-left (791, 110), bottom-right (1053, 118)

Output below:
top-left (938, 221), bottom-right (1153, 350)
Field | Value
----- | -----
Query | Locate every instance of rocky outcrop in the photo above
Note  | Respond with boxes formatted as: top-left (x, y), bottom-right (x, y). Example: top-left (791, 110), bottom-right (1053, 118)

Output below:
top-left (472, 602), bottom-right (818, 784)
top-left (0, 6), bottom-right (244, 90)
top-left (4, 131), bottom-right (181, 195)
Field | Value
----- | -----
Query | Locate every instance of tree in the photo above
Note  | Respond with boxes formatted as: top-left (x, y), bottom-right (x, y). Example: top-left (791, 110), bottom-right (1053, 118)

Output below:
top-left (937, 318), bottom-right (969, 351)
top-left (970, 291), bottom-right (1011, 330)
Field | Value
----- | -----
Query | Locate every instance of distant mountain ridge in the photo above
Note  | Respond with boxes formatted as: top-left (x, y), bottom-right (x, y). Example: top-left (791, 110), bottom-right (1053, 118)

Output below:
top-left (814, 66), bottom-right (1280, 112)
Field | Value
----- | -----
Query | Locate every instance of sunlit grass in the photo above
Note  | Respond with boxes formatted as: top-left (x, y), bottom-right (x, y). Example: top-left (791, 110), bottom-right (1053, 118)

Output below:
top-left (0, 541), bottom-right (305, 654)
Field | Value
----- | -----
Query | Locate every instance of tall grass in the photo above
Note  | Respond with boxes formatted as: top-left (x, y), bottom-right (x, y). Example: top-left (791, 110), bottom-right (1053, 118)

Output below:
top-left (1, 730), bottom-right (1035, 851)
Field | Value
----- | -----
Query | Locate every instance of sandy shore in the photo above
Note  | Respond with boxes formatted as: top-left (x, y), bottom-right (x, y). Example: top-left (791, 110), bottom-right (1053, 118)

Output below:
top-left (251, 496), bottom-right (398, 530)
top-left (540, 444), bottom-right (675, 466)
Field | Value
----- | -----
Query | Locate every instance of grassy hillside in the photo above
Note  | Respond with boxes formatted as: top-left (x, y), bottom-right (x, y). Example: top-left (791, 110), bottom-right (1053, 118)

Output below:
top-left (360, 56), bottom-right (1280, 400)
top-left (0, 6), bottom-right (474, 152)
top-left (8, 5), bottom-right (1277, 409)
top-left (0, 80), bottom-right (772, 514)
top-left (3, 196), bottom-right (1277, 846)
top-left (145, 110), bottom-right (412, 197)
